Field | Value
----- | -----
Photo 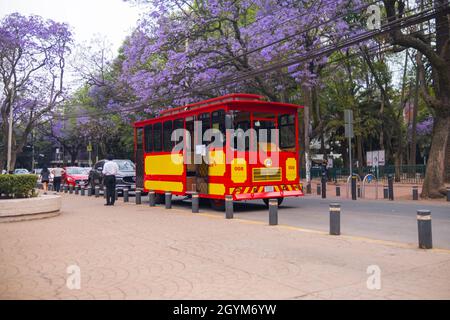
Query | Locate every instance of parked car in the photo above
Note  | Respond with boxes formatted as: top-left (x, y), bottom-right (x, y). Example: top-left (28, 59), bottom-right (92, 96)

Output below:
top-left (80, 167), bottom-right (92, 175)
top-left (63, 167), bottom-right (89, 187)
top-left (13, 168), bottom-right (30, 174)
top-left (88, 159), bottom-right (137, 193)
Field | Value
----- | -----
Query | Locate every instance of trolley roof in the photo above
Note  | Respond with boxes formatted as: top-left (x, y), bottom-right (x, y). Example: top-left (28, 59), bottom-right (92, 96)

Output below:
top-left (134, 93), bottom-right (303, 127)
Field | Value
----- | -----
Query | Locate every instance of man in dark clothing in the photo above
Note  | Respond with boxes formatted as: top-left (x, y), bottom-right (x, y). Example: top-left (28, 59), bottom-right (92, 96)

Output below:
top-left (102, 154), bottom-right (119, 206)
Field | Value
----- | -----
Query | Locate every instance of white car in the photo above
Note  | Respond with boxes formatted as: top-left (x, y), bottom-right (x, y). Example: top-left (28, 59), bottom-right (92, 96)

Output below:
top-left (14, 168), bottom-right (30, 174)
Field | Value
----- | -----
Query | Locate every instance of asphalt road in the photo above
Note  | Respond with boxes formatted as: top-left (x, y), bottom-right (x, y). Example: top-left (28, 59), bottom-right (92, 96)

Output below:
top-left (164, 195), bottom-right (450, 249)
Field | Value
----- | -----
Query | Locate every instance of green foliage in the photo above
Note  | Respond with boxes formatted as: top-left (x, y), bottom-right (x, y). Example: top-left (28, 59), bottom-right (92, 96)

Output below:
top-left (0, 174), bottom-right (38, 199)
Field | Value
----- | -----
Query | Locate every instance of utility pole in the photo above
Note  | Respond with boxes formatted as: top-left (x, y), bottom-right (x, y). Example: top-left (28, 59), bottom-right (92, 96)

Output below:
top-left (31, 129), bottom-right (35, 171)
top-left (344, 109), bottom-right (354, 177)
top-left (7, 85), bottom-right (14, 172)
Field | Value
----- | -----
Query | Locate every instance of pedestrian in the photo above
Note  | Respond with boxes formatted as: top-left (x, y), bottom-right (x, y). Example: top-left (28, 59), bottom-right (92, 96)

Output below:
top-left (40, 166), bottom-right (50, 195)
top-left (102, 154), bottom-right (119, 206)
top-left (51, 164), bottom-right (64, 193)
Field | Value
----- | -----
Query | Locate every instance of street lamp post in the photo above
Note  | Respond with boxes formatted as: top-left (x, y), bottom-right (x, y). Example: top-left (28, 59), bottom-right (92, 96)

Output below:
top-left (6, 85), bottom-right (13, 173)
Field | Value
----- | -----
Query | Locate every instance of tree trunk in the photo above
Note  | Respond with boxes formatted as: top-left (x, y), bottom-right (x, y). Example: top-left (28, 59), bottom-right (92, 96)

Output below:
top-left (394, 151), bottom-right (401, 182)
top-left (298, 108), bottom-right (305, 171)
top-left (9, 148), bottom-right (17, 172)
top-left (302, 86), bottom-right (311, 183)
top-left (70, 151), bottom-right (78, 165)
top-left (421, 114), bottom-right (450, 198)
top-left (379, 99), bottom-right (385, 150)
top-left (410, 62), bottom-right (419, 167)
top-left (445, 130), bottom-right (450, 183)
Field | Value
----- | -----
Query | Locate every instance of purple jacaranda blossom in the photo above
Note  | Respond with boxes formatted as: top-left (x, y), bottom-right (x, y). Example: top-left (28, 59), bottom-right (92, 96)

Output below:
top-left (115, 0), bottom-right (365, 113)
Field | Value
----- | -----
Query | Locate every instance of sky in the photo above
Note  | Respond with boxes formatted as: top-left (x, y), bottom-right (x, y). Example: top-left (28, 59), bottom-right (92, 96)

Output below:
top-left (0, 0), bottom-right (143, 54)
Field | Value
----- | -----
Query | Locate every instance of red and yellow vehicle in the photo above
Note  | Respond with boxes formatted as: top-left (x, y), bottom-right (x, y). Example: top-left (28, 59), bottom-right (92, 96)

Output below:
top-left (133, 94), bottom-right (304, 210)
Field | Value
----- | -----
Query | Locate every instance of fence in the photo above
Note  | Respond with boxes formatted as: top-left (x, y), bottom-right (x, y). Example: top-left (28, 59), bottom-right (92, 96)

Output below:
top-left (301, 165), bottom-right (426, 184)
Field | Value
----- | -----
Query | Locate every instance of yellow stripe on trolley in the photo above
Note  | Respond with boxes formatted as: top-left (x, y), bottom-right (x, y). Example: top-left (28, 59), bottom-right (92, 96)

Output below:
top-left (145, 181), bottom-right (183, 192)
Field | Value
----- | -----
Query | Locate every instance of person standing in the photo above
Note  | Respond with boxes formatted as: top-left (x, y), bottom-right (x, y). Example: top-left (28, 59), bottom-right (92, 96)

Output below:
top-left (51, 164), bottom-right (64, 193)
top-left (102, 155), bottom-right (119, 206)
top-left (40, 166), bottom-right (50, 195)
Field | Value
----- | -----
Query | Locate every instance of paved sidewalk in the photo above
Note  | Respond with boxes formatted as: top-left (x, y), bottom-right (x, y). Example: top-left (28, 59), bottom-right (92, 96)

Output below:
top-left (0, 193), bottom-right (449, 299)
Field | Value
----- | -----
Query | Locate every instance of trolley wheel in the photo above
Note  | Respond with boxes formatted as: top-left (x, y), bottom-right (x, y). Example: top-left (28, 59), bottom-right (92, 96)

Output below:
top-left (209, 198), bottom-right (225, 211)
top-left (263, 198), bottom-right (284, 207)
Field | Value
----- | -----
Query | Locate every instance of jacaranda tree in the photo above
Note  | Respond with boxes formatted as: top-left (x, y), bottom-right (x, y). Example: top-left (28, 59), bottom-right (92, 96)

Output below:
top-left (0, 13), bottom-right (72, 171)
top-left (120, 0), bottom-right (362, 109)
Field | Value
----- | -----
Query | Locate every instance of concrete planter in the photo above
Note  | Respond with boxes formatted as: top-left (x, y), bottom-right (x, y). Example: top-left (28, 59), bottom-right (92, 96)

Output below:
top-left (0, 195), bottom-right (61, 222)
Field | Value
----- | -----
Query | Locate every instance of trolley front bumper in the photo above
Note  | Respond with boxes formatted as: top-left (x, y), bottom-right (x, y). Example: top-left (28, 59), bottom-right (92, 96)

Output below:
top-left (234, 190), bottom-right (304, 201)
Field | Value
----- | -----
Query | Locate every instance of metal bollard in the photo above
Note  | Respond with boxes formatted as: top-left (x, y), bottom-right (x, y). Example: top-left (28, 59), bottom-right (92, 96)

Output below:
top-left (306, 183), bottom-right (311, 194)
top-left (351, 176), bottom-right (357, 200)
top-left (317, 184), bottom-right (321, 196)
top-left (87, 186), bottom-right (92, 197)
top-left (75, 185), bottom-right (79, 195)
top-left (383, 185), bottom-right (388, 199)
top-left (63, 184), bottom-right (68, 193)
top-left (191, 192), bottom-right (199, 213)
top-left (123, 188), bottom-right (129, 202)
top-left (225, 195), bottom-right (233, 219)
top-left (329, 203), bottom-right (341, 235)
top-left (165, 192), bottom-right (172, 209)
top-left (115, 188), bottom-right (118, 201)
top-left (80, 187), bottom-right (85, 196)
top-left (417, 210), bottom-right (432, 249)
top-left (95, 185), bottom-right (100, 197)
top-left (269, 199), bottom-right (278, 225)
top-left (103, 186), bottom-right (107, 199)
top-left (388, 175), bottom-right (394, 201)
top-left (412, 186), bottom-right (418, 200)
top-left (447, 187), bottom-right (450, 202)
top-left (69, 185), bottom-right (74, 194)
top-left (135, 190), bottom-right (142, 205)
top-left (148, 190), bottom-right (155, 207)
top-left (336, 185), bottom-right (341, 197)
top-left (321, 177), bottom-right (326, 199)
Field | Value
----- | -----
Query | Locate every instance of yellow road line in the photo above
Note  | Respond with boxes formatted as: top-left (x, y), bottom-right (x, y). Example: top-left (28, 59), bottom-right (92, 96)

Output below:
top-left (192, 210), bottom-right (450, 254)
top-left (85, 195), bottom-right (450, 254)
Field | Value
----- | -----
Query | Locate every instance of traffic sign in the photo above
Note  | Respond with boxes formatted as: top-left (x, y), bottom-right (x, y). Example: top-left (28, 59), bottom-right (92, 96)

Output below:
top-left (367, 150), bottom-right (385, 166)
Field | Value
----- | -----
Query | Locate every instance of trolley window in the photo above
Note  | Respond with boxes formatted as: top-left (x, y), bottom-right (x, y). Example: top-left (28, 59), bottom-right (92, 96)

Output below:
top-left (172, 118), bottom-right (184, 146)
top-left (163, 120), bottom-right (173, 152)
top-left (136, 127), bottom-right (143, 150)
top-left (144, 125), bottom-right (152, 152)
top-left (211, 109), bottom-right (225, 145)
top-left (279, 114), bottom-right (295, 150)
top-left (153, 123), bottom-right (162, 152)
top-left (231, 111), bottom-right (251, 151)
top-left (199, 112), bottom-right (211, 135)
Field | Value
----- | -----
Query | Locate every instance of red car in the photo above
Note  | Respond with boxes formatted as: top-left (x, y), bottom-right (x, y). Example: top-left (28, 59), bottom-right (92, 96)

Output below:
top-left (63, 167), bottom-right (89, 187)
